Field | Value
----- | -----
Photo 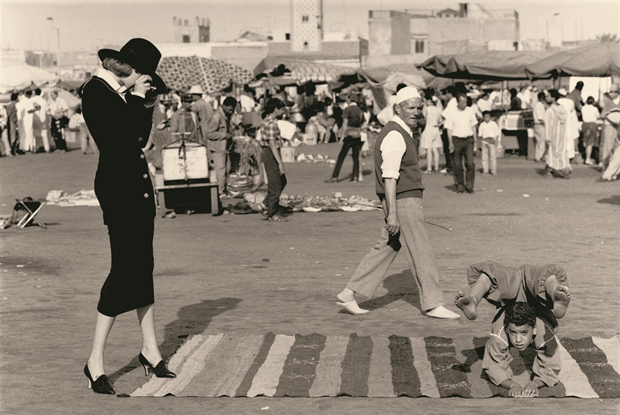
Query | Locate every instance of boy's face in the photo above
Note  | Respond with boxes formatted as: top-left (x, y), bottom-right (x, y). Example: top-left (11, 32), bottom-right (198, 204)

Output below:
top-left (483, 113), bottom-right (491, 123)
top-left (506, 323), bottom-right (535, 351)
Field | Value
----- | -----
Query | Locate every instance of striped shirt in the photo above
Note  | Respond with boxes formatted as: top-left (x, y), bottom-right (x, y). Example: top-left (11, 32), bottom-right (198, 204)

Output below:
top-left (259, 114), bottom-right (283, 148)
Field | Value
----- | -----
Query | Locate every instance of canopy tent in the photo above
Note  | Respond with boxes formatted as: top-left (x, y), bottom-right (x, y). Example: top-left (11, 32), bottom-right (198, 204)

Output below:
top-left (359, 63), bottom-right (481, 101)
top-left (525, 43), bottom-right (620, 80)
top-left (156, 56), bottom-right (254, 94)
top-left (53, 80), bottom-right (85, 92)
top-left (0, 63), bottom-right (59, 94)
top-left (41, 86), bottom-right (81, 109)
top-left (356, 65), bottom-right (427, 110)
top-left (418, 50), bottom-right (554, 81)
top-left (253, 57), bottom-right (357, 85)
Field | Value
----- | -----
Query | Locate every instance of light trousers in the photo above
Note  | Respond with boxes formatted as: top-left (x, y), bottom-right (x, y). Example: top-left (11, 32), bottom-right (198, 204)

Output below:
top-left (533, 124), bottom-right (546, 161)
top-left (481, 140), bottom-right (497, 174)
top-left (346, 197), bottom-right (444, 311)
top-left (209, 150), bottom-right (227, 195)
top-left (601, 124), bottom-right (619, 167)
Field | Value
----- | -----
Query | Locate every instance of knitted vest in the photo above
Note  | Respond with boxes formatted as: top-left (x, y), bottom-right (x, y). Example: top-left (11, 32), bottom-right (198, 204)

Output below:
top-left (374, 121), bottom-right (424, 200)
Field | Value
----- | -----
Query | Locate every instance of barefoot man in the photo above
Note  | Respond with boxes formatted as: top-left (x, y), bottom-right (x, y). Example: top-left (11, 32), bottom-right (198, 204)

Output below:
top-left (454, 261), bottom-right (571, 324)
top-left (336, 87), bottom-right (460, 320)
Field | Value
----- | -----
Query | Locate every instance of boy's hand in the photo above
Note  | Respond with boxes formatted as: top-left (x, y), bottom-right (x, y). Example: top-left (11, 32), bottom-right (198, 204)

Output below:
top-left (508, 383), bottom-right (524, 397)
top-left (520, 381), bottom-right (540, 397)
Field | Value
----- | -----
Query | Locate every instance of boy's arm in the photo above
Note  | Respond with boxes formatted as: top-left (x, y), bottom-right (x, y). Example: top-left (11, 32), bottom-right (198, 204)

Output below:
top-left (532, 319), bottom-right (561, 388)
top-left (482, 331), bottom-right (513, 387)
top-left (494, 122), bottom-right (501, 140)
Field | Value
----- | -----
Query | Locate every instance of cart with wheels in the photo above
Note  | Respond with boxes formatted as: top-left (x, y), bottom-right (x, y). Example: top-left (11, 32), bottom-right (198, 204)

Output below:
top-left (154, 133), bottom-right (220, 216)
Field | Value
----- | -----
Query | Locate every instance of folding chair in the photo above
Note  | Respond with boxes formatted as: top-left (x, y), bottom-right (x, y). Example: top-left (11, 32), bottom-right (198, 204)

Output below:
top-left (11, 198), bottom-right (47, 229)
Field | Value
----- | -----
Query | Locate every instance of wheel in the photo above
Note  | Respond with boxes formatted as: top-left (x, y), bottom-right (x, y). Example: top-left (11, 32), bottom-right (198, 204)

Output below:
top-left (156, 190), bottom-right (167, 217)
top-left (210, 186), bottom-right (220, 216)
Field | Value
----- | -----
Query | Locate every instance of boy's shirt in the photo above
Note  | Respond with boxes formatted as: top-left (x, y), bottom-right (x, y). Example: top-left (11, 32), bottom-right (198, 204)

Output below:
top-left (478, 120), bottom-right (500, 143)
top-left (482, 317), bottom-right (561, 387)
top-left (581, 104), bottom-right (600, 124)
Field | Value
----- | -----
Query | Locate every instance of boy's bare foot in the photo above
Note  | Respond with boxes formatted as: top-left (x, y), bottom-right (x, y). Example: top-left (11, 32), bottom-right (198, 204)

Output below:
top-left (454, 291), bottom-right (478, 320)
top-left (552, 285), bottom-right (571, 318)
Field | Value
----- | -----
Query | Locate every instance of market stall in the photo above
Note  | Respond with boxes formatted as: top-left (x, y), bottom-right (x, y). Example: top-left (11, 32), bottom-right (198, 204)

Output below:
top-left (0, 63), bottom-right (59, 93)
top-left (418, 50), bottom-right (557, 157)
top-left (253, 57), bottom-right (358, 85)
top-left (525, 43), bottom-right (620, 81)
top-left (156, 56), bottom-right (254, 94)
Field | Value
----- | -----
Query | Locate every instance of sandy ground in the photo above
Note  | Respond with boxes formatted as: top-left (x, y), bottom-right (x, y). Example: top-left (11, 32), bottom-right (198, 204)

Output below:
top-left (0, 143), bottom-right (619, 415)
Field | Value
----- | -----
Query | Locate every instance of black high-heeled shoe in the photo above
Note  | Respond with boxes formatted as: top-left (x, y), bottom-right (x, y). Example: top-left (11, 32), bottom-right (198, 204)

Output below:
top-left (138, 353), bottom-right (176, 378)
top-left (84, 364), bottom-right (115, 395)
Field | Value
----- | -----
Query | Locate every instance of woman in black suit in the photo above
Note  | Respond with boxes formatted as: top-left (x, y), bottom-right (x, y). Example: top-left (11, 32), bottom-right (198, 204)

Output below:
top-left (80, 38), bottom-right (175, 395)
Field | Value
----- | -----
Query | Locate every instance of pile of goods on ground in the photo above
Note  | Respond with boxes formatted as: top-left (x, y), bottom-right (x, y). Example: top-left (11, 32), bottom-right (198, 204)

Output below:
top-left (295, 153), bottom-right (335, 163)
top-left (46, 190), bottom-right (100, 207)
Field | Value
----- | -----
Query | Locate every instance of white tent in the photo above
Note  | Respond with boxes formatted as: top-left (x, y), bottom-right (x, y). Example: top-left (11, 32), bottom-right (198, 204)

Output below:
top-left (0, 63), bottom-right (59, 93)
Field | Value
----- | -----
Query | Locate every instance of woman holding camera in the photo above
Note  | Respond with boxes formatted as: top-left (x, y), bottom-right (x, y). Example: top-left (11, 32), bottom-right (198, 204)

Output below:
top-left (80, 38), bottom-right (175, 395)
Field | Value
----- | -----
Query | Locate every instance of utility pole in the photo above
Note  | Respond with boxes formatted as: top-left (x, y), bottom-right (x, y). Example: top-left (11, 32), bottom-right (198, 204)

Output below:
top-left (47, 17), bottom-right (61, 67)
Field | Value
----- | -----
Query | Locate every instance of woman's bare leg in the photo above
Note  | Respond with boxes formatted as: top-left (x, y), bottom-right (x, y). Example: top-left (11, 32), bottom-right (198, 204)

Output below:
top-left (87, 312), bottom-right (116, 378)
top-left (137, 304), bottom-right (163, 364)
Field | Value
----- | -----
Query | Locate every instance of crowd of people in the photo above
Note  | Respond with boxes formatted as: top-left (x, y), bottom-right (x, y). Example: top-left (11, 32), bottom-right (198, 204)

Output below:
top-left (391, 80), bottom-right (620, 184)
top-left (0, 88), bottom-right (99, 157)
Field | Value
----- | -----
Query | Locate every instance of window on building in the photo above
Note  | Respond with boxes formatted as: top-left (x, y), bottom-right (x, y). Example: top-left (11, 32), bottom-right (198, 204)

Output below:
top-left (182, 35), bottom-right (190, 43)
top-left (285, 33), bottom-right (290, 40)
top-left (302, 15), bottom-right (309, 22)
top-left (415, 40), bottom-right (425, 54)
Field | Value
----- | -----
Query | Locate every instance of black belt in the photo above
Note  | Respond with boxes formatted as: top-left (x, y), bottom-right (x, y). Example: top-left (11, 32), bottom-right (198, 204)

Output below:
top-left (453, 135), bottom-right (473, 139)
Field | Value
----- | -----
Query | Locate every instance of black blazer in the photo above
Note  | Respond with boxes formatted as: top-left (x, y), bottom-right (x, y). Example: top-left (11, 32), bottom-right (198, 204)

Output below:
top-left (81, 76), bottom-right (156, 225)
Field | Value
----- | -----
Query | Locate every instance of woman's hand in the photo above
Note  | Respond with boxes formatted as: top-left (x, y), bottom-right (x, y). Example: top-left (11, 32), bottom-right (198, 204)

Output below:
top-left (134, 75), bottom-right (154, 96)
top-left (278, 163), bottom-right (286, 175)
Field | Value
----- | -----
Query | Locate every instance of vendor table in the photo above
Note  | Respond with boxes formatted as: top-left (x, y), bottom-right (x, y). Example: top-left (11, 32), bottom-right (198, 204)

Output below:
top-left (498, 110), bottom-right (534, 158)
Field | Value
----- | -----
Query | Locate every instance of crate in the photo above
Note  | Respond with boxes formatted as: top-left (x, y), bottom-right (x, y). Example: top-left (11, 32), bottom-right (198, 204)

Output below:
top-left (162, 141), bottom-right (209, 183)
top-left (281, 146), bottom-right (296, 163)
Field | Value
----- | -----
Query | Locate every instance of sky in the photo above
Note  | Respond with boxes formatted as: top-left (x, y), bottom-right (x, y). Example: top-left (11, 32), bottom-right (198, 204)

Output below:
top-left (1, 0), bottom-right (619, 52)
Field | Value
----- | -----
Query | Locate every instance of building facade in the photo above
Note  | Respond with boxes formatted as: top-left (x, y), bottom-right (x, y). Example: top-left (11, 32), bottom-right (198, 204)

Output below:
top-left (172, 16), bottom-right (210, 44)
top-left (367, 3), bottom-right (520, 67)
top-left (290, 0), bottom-right (323, 52)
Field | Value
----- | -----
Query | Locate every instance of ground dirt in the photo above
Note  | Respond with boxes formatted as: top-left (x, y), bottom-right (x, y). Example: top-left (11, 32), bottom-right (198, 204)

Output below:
top-left (0, 143), bottom-right (618, 415)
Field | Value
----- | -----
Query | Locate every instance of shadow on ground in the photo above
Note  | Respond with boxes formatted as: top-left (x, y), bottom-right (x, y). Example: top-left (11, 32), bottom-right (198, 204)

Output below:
top-left (108, 297), bottom-right (241, 383)
top-left (354, 270), bottom-right (422, 312)
top-left (597, 195), bottom-right (620, 206)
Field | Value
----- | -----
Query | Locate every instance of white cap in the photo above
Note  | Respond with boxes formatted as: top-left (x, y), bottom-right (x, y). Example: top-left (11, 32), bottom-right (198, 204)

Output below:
top-left (395, 87), bottom-right (421, 104)
top-left (188, 85), bottom-right (203, 95)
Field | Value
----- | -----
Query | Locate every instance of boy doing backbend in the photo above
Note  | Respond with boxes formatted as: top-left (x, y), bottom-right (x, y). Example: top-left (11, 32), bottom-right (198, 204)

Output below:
top-left (454, 262), bottom-right (571, 396)
top-left (454, 261), bottom-right (571, 322)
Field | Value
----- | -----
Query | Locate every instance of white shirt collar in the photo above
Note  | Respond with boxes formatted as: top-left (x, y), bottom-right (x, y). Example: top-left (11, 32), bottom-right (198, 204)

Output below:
top-left (389, 115), bottom-right (413, 136)
top-left (96, 68), bottom-right (127, 94)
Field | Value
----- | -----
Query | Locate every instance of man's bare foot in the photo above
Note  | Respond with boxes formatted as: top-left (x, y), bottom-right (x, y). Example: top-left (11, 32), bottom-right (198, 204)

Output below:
top-left (454, 291), bottom-right (478, 320)
top-left (337, 289), bottom-right (355, 303)
top-left (552, 285), bottom-right (571, 318)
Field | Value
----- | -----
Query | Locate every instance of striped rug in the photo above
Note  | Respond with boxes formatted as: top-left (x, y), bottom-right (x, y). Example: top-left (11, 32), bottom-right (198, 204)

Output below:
top-left (132, 333), bottom-right (620, 398)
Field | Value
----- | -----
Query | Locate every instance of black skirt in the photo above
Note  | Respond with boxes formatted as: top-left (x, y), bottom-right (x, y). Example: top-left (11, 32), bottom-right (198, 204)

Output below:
top-left (97, 219), bottom-right (155, 317)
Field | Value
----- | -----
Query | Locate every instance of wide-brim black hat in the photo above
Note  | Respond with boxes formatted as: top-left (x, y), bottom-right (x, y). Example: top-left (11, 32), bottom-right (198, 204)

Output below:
top-left (98, 38), bottom-right (166, 94)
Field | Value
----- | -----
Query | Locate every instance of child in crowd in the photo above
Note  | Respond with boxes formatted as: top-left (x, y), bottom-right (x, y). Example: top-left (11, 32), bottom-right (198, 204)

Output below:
top-left (581, 96), bottom-right (601, 165)
top-left (482, 302), bottom-right (561, 397)
top-left (420, 95), bottom-right (443, 173)
top-left (478, 111), bottom-right (501, 175)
